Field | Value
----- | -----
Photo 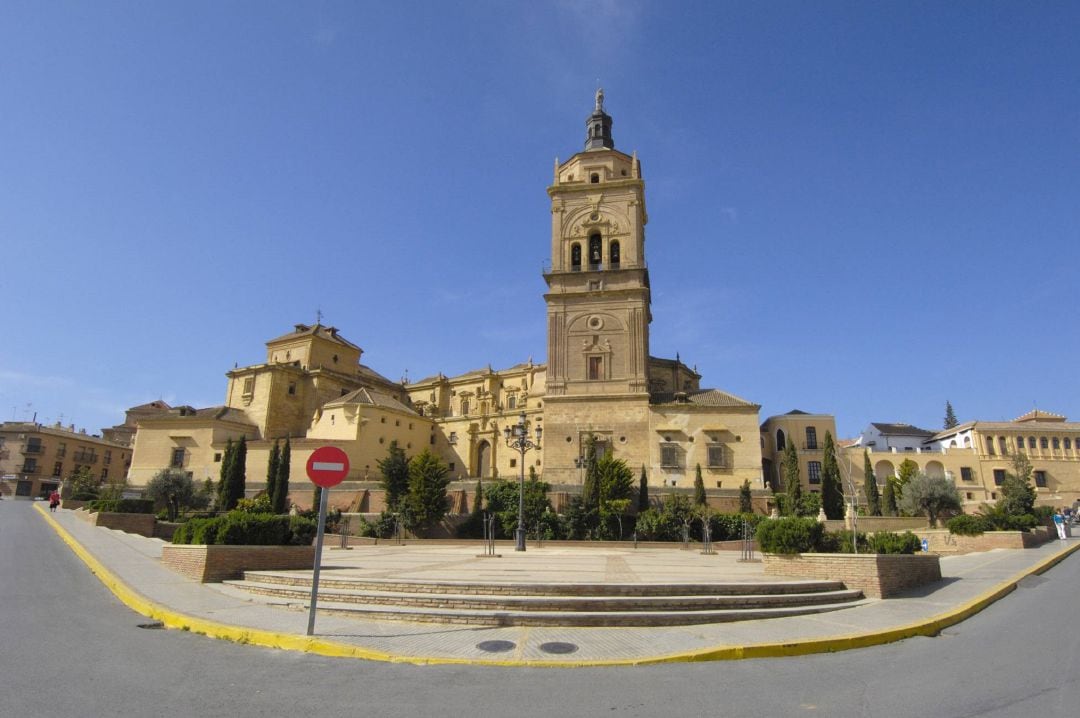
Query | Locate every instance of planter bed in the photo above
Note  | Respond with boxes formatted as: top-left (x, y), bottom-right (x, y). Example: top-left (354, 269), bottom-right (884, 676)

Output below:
top-left (763, 552), bottom-right (941, 598)
top-left (162, 544), bottom-right (316, 583)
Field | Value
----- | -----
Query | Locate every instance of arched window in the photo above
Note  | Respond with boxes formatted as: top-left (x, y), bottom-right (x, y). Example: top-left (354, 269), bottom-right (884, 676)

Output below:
top-left (609, 240), bottom-right (620, 268)
top-left (588, 233), bottom-right (602, 269)
top-left (776, 429), bottom-right (786, 451)
top-left (1017, 436), bottom-right (1025, 450)
top-left (570, 243), bottom-right (582, 271)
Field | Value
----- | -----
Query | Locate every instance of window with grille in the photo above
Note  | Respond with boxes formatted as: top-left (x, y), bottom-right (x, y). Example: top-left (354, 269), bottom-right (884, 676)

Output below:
top-left (660, 443), bottom-right (680, 468)
top-left (808, 461), bottom-right (822, 484)
top-left (960, 466), bottom-right (974, 482)
top-left (170, 448), bottom-right (185, 468)
top-left (707, 445), bottom-right (727, 468)
top-left (993, 469), bottom-right (1006, 486)
top-left (1035, 471), bottom-right (1048, 488)
top-left (805, 427), bottom-right (818, 450)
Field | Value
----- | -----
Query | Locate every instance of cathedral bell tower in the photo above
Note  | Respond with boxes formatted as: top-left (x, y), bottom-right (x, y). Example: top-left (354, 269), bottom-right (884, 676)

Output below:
top-left (542, 90), bottom-right (652, 481)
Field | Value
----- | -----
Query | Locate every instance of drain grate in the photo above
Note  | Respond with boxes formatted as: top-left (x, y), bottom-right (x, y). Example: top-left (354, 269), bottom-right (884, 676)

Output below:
top-left (476, 640), bottom-right (516, 653)
top-left (539, 642), bottom-right (578, 655)
top-left (137, 622), bottom-right (165, 630)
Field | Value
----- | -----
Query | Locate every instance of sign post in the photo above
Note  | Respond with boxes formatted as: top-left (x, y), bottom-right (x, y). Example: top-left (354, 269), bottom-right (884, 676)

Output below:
top-left (305, 446), bottom-right (349, 636)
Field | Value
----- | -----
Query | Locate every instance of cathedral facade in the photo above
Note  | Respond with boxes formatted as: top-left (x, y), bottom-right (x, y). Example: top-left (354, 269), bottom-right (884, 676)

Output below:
top-left (126, 94), bottom-right (766, 508)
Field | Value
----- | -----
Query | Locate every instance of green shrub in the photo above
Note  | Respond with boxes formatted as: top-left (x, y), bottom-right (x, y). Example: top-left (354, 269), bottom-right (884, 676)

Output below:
top-left (171, 521), bottom-right (194, 544)
top-left (190, 517), bottom-right (226, 544)
top-left (1032, 505), bottom-right (1055, 523)
top-left (707, 513), bottom-right (763, 541)
top-left (288, 515), bottom-right (318, 545)
top-left (756, 517), bottom-right (824, 554)
top-left (215, 513), bottom-right (290, 545)
top-left (947, 514), bottom-right (988, 536)
top-left (235, 495), bottom-right (274, 514)
top-left (87, 498), bottom-right (155, 514)
top-left (817, 530), bottom-right (869, 553)
top-left (866, 531), bottom-right (922, 554)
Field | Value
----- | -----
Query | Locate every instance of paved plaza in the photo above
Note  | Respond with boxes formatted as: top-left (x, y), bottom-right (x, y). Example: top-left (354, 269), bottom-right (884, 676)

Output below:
top-left (35, 505), bottom-right (1080, 666)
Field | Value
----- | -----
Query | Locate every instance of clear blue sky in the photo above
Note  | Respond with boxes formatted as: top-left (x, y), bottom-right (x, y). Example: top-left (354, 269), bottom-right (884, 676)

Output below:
top-left (2, 1), bottom-right (1077, 440)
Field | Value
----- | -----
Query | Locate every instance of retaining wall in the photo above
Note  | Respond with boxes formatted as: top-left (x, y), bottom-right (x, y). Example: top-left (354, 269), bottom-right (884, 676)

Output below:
top-left (161, 545), bottom-right (316, 583)
top-left (763, 553), bottom-right (941, 598)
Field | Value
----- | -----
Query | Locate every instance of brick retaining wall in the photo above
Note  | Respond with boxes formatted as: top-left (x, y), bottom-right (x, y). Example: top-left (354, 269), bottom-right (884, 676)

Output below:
top-left (916, 527), bottom-right (1053, 554)
top-left (763, 553), bottom-right (941, 598)
top-left (90, 512), bottom-right (157, 538)
top-left (161, 545), bottom-right (316, 582)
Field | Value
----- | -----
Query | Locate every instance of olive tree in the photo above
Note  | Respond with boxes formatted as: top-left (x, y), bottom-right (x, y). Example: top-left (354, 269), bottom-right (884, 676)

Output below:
top-left (898, 473), bottom-right (962, 527)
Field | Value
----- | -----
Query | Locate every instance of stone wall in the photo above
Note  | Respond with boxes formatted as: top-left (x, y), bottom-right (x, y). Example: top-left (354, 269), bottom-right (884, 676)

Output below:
top-left (161, 545), bottom-right (316, 583)
top-left (763, 553), bottom-right (941, 598)
top-left (917, 527), bottom-right (1054, 554)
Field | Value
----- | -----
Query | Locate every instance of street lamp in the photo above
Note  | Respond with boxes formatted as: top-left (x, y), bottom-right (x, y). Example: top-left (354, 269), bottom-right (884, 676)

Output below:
top-left (503, 412), bottom-right (542, 552)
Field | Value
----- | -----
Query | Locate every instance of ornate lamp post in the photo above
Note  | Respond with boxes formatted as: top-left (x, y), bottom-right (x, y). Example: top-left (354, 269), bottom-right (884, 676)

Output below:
top-left (503, 412), bottom-right (542, 552)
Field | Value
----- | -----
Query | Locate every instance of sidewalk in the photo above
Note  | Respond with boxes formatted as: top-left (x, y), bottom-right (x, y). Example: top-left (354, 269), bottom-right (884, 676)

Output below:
top-left (37, 505), bottom-right (1080, 667)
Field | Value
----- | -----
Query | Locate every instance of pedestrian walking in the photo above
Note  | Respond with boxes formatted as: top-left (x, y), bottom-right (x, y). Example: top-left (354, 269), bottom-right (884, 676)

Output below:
top-left (48, 489), bottom-right (60, 512)
top-left (1053, 510), bottom-right (1066, 540)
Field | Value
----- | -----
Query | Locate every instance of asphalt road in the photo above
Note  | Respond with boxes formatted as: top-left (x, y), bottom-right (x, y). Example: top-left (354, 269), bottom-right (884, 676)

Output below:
top-left (2, 499), bottom-right (1078, 717)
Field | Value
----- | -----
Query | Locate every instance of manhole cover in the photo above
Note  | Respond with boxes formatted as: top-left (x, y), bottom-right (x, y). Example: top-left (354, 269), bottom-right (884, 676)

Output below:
top-left (137, 622), bottom-right (164, 630)
top-left (476, 640), bottom-right (516, 653)
top-left (539, 642), bottom-right (578, 655)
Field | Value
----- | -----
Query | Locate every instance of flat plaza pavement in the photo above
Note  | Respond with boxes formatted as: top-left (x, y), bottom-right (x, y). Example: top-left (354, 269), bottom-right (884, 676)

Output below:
top-left (35, 505), bottom-right (1080, 667)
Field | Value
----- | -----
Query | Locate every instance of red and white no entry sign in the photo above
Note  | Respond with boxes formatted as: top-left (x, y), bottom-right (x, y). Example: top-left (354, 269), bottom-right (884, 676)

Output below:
top-left (306, 446), bottom-right (350, 488)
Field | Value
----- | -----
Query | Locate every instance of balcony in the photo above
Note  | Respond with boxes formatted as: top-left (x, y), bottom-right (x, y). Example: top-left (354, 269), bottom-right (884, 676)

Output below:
top-left (73, 451), bottom-right (98, 464)
top-left (20, 463), bottom-right (39, 474)
top-left (23, 444), bottom-right (44, 454)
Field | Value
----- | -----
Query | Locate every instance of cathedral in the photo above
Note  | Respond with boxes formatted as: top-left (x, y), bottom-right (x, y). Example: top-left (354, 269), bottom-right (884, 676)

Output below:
top-left (125, 93), bottom-right (768, 509)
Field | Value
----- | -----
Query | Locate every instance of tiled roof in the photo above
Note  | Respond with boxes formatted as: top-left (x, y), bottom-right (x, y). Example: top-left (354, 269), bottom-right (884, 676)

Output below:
top-left (266, 323), bottom-right (361, 351)
top-left (1013, 409), bottom-right (1067, 423)
top-left (870, 422), bottom-right (937, 438)
top-left (651, 388), bottom-right (758, 408)
top-left (323, 388), bottom-right (419, 416)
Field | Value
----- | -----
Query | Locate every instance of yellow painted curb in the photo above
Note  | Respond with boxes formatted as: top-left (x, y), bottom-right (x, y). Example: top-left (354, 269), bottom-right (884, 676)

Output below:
top-left (35, 504), bottom-right (1080, 668)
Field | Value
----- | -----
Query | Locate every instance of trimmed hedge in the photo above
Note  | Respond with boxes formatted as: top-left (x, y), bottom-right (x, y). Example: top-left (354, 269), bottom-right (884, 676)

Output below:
top-left (756, 517), bottom-right (824, 554)
top-left (172, 511), bottom-right (317, 546)
top-left (866, 531), bottom-right (922, 555)
top-left (946, 514), bottom-right (987, 536)
top-left (87, 498), bottom-right (156, 514)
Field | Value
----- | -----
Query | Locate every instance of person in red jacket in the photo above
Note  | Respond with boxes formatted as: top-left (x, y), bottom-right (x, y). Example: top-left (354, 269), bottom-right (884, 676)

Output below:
top-left (48, 490), bottom-right (60, 512)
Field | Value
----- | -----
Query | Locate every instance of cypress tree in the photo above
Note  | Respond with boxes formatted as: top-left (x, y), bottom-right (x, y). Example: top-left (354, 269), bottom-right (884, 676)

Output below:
top-left (272, 437), bottom-right (290, 514)
top-left (863, 450), bottom-right (881, 516)
top-left (693, 464), bottom-right (707, 506)
top-left (882, 478), bottom-right (898, 517)
top-left (473, 479), bottom-right (484, 515)
top-left (312, 484), bottom-right (323, 512)
top-left (739, 479), bottom-right (753, 514)
top-left (377, 440), bottom-right (409, 511)
top-left (944, 401), bottom-right (958, 430)
top-left (637, 465), bottom-right (649, 513)
top-left (820, 431), bottom-right (844, 519)
top-left (221, 436), bottom-right (247, 511)
top-left (581, 435), bottom-right (600, 514)
top-left (217, 438), bottom-right (234, 509)
top-left (782, 439), bottom-right (802, 516)
top-left (266, 440), bottom-right (280, 506)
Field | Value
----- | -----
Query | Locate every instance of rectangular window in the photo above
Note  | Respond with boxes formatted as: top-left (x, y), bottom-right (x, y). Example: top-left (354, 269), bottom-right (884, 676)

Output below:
top-left (288, 382), bottom-right (297, 396)
top-left (53, 462), bottom-right (63, 477)
top-left (707, 445), bottom-right (727, 468)
top-left (22, 458), bottom-right (37, 473)
top-left (805, 427), bottom-right (818, 450)
top-left (509, 458), bottom-right (517, 468)
top-left (101, 468), bottom-right (108, 480)
top-left (448, 431), bottom-right (457, 444)
top-left (966, 492), bottom-right (973, 500)
top-left (808, 461), bottom-right (822, 484)
top-left (104, 450), bottom-right (112, 465)
top-left (986, 438), bottom-right (995, 455)
top-left (56, 442), bottom-right (66, 458)
top-left (1034, 470), bottom-right (1048, 488)
top-left (213, 453), bottom-right (222, 462)
top-left (660, 443), bottom-right (680, 468)
top-left (960, 466), bottom-right (974, 482)
top-left (588, 356), bottom-right (603, 381)
top-left (25, 438), bottom-right (43, 454)
top-left (170, 448), bottom-right (185, 468)
top-left (999, 437), bottom-right (1008, 453)
top-left (242, 376), bottom-right (255, 396)
top-left (448, 462), bottom-right (455, 471)
top-left (993, 469), bottom-right (1006, 486)
top-left (507, 395), bottom-right (516, 410)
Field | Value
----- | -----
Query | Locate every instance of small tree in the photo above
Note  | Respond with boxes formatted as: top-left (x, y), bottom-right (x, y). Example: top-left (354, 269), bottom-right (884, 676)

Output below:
top-left (782, 439), bottom-right (802, 516)
top-left (217, 438), bottom-right (234, 508)
top-left (863, 450), bottom-right (881, 516)
top-left (739, 479), bottom-right (753, 514)
top-left (403, 449), bottom-right (451, 530)
top-left (378, 440), bottom-right (410, 512)
top-left (271, 437), bottom-right (291, 514)
top-left (882, 478), bottom-right (898, 517)
top-left (225, 436), bottom-right (248, 511)
top-left (820, 431), bottom-right (844, 520)
top-left (944, 401), bottom-right (959, 430)
top-left (999, 452), bottom-right (1036, 517)
top-left (146, 468), bottom-right (197, 522)
top-left (896, 458), bottom-right (919, 499)
top-left (898, 473), bottom-right (962, 527)
top-left (68, 466), bottom-right (101, 500)
top-left (637, 465), bottom-right (649, 513)
top-left (580, 435), bottom-right (600, 515)
top-left (693, 464), bottom-right (707, 506)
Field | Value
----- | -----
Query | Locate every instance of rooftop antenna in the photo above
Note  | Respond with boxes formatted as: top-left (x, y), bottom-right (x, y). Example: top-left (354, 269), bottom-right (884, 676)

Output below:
top-left (315, 308), bottom-right (323, 325)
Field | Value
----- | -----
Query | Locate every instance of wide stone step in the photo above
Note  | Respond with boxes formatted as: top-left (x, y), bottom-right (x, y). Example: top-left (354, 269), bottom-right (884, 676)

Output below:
top-left (239, 570), bottom-right (848, 597)
top-left (223, 579), bottom-right (864, 613)
top-left (255, 595), bottom-right (872, 627)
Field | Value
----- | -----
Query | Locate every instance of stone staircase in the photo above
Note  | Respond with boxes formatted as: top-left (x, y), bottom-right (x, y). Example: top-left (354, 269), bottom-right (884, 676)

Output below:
top-left (222, 571), bottom-right (867, 627)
